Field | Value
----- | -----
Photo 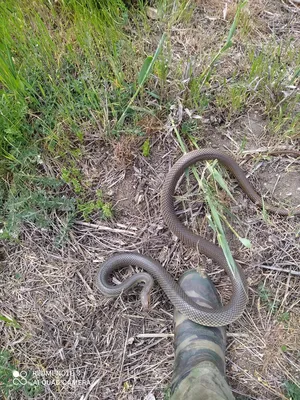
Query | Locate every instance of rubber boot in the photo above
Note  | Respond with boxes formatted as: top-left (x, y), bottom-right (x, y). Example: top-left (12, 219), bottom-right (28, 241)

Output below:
top-left (170, 270), bottom-right (235, 400)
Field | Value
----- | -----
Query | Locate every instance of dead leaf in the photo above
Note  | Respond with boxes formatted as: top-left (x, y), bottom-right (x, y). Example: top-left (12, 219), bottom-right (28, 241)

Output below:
top-left (146, 7), bottom-right (158, 20)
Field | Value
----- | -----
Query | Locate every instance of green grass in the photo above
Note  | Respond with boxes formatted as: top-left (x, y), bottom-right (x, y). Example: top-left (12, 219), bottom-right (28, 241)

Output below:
top-left (187, 38), bottom-right (300, 135)
top-left (258, 283), bottom-right (292, 325)
top-left (171, 1), bottom-right (299, 281)
top-left (0, 0), bottom-right (152, 240)
top-left (1, 0), bottom-right (187, 241)
top-left (214, 40), bottom-right (300, 133)
top-left (1, 0), bottom-right (299, 242)
top-left (171, 2), bottom-right (252, 281)
top-left (0, 315), bottom-right (20, 329)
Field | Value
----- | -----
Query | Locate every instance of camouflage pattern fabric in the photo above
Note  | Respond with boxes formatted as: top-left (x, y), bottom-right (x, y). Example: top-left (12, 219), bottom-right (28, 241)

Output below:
top-left (170, 270), bottom-right (235, 400)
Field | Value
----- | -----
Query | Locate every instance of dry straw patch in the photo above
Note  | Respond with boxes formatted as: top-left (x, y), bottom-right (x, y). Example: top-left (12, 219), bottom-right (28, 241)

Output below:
top-left (1, 126), bottom-right (299, 399)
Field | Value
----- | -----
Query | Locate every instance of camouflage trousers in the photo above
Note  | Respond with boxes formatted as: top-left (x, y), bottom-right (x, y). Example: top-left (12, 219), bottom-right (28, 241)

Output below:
top-left (170, 361), bottom-right (234, 400)
top-left (169, 270), bottom-right (235, 400)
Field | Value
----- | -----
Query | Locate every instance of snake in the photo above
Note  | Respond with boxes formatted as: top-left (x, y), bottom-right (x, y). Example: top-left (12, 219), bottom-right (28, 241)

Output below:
top-left (96, 149), bottom-right (300, 326)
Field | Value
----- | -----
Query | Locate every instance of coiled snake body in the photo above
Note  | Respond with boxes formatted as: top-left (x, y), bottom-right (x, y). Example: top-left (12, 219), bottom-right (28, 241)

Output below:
top-left (96, 149), bottom-right (300, 326)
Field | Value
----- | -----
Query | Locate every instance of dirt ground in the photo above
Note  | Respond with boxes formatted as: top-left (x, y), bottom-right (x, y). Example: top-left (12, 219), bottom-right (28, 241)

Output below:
top-left (1, 1), bottom-right (300, 400)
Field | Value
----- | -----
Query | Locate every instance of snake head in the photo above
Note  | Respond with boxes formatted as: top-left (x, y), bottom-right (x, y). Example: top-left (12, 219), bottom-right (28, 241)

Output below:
top-left (140, 291), bottom-right (151, 310)
top-left (139, 274), bottom-right (154, 310)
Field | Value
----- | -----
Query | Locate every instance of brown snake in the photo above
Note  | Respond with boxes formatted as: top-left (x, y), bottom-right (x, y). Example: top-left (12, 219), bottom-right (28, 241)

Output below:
top-left (96, 149), bottom-right (300, 326)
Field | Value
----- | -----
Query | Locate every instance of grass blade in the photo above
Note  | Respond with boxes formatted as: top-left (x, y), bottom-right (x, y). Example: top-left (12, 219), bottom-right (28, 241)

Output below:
top-left (117, 32), bottom-right (166, 127)
top-left (138, 56), bottom-right (153, 85)
top-left (207, 164), bottom-right (235, 200)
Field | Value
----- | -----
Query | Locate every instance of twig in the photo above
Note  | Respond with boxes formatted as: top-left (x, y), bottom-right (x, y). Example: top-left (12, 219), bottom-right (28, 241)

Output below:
top-left (76, 271), bottom-right (95, 296)
top-left (242, 148), bottom-right (300, 156)
top-left (226, 332), bottom-right (250, 338)
top-left (137, 333), bottom-right (174, 339)
top-left (257, 264), bottom-right (300, 276)
top-left (74, 221), bottom-right (137, 236)
top-left (81, 376), bottom-right (103, 400)
top-left (136, 332), bottom-right (249, 339)
top-left (118, 320), bottom-right (131, 389)
top-left (128, 338), bottom-right (166, 358)
top-left (281, 273), bottom-right (292, 310)
top-left (271, 174), bottom-right (281, 197)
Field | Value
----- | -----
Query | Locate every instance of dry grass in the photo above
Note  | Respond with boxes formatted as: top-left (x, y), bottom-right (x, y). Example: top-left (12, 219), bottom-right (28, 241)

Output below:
top-left (1, 120), bottom-right (299, 399)
top-left (1, 1), bottom-right (300, 399)
top-left (113, 136), bottom-right (139, 168)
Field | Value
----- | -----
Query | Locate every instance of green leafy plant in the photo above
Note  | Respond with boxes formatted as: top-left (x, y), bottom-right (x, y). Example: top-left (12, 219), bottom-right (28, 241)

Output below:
top-left (0, 175), bottom-right (76, 240)
top-left (142, 138), bottom-right (151, 157)
top-left (77, 190), bottom-right (113, 221)
top-left (258, 283), bottom-right (271, 302)
top-left (284, 380), bottom-right (300, 400)
top-left (0, 351), bottom-right (43, 398)
top-left (258, 283), bottom-right (280, 313)
top-left (61, 167), bottom-right (83, 195)
top-left (278, 312), bottom-right (290, 323)
top-left (163, 386), bottom-right (171, 400)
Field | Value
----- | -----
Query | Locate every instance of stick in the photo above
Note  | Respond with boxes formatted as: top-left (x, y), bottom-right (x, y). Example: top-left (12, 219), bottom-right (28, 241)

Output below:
top-left (257, 264), bottom-right (300, 276)
top-left (74, 221), bottom-right (137, 236)
top-left (242, 148), bottom-right (300, 157)
top-left (136, 332), bottom-right (249, 339)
